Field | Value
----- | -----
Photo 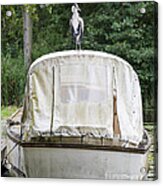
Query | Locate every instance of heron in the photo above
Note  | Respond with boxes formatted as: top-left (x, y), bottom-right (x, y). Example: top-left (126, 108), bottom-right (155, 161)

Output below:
top-left (70, 3), bottom-right (84, 50)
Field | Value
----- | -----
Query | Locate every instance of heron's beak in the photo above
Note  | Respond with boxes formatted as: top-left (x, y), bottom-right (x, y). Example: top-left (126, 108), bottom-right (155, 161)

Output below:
top-left (74, 3), bottom-right (81, 12)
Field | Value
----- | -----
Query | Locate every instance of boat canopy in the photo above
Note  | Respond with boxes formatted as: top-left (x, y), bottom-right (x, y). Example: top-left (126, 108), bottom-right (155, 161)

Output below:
top-left (21, 50), bottom-right (143, 145)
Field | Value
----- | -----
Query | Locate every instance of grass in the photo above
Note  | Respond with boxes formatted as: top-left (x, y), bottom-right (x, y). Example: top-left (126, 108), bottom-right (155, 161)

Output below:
top-left (1, 105), bottom-right (18, 120)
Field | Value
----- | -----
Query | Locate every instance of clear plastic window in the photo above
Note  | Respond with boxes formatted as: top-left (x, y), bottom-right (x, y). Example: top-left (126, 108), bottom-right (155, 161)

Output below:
top-left (60, 64), bottom-right (108, 103)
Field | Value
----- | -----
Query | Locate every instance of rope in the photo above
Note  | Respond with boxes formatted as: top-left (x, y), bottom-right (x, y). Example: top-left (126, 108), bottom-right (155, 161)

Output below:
top-left (3, 142), bottom-right (20, 161)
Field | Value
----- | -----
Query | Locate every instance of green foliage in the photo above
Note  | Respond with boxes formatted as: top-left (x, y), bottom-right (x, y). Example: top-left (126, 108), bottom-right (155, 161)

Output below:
top-left (32, 4), bottom-right (72, 60)
top-left (1, 5), bottom-right (23, 57)
top-left (1, 2), bottom-right (157, 108)
top-left (1, 54), bottom-right (26, 106)
top-left (1, 105), bottom-right (18, 119)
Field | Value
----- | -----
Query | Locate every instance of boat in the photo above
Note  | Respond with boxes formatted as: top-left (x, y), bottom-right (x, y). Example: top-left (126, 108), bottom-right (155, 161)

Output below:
top-left (5, 50), bottom-right (150, 180)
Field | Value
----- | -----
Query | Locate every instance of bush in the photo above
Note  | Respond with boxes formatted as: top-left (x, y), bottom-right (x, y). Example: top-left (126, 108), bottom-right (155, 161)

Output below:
top-left (1, 54), bottom-right (26, 106)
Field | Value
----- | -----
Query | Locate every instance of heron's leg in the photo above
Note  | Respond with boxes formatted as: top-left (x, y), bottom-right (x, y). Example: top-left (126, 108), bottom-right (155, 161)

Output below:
top-left (77, 44), bottom-right (80, 50)
top-left (76, 42), bottom-right (77, 50)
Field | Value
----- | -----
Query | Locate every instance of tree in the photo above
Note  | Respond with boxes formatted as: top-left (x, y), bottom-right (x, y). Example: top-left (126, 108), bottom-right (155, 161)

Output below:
top-left (23, 6), bottom-right (33, 69)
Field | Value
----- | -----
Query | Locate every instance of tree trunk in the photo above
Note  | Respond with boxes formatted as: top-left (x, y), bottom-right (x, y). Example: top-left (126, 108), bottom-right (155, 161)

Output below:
top-left (23, 8), bottom-right (32, 69)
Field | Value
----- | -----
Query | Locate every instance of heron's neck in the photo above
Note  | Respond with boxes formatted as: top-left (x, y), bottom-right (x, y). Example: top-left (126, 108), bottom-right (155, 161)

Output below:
top-left (72, 10), bottom-right (79, 18)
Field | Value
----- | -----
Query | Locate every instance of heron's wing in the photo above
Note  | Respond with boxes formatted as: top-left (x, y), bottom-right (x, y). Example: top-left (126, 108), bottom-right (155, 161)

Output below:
top-left (69, 19), bottom-right (72, 27)
top-left (69, 19), bottom-right (73, 33)
top-left (79, 17), bottom-right (84, 32)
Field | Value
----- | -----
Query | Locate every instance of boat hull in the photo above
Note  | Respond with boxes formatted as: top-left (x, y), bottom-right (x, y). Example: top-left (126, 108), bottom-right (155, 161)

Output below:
top-left (6, 120), bottom-right (150, 180)
top-left (23, 146), bottom-right (148, 180)
top-left (7, 137), bottom-right (149, 180)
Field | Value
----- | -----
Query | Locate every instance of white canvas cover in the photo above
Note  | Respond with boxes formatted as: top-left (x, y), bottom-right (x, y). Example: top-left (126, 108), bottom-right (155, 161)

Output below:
top-left (21, 50), bottom-right (143, 145)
